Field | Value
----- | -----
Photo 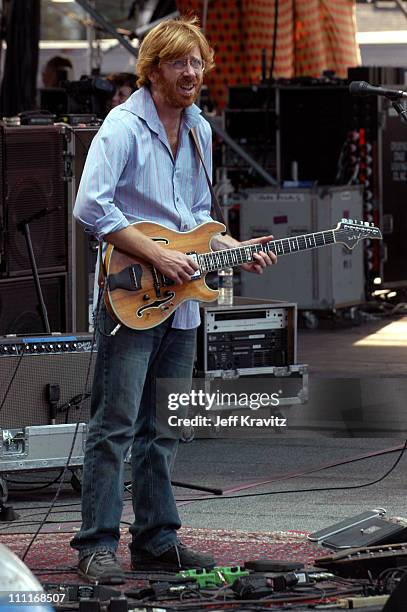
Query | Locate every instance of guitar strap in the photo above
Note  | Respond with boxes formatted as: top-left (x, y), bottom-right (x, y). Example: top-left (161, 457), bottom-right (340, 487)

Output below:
top-left (190, 127), bottom-right (228, 231)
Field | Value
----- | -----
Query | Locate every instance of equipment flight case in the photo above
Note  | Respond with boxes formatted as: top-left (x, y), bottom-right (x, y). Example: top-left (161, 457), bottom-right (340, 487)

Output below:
top-left (196, 297), bottom-right (308, 407)
top-left (0, 333), bottom-right (95, 504)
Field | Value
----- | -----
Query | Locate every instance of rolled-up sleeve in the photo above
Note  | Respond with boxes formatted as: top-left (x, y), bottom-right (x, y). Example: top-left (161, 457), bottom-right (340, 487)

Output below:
top-left (191, 121), bottom-right (213, 225)
top-left (73, 113), bottom-right (131, 241)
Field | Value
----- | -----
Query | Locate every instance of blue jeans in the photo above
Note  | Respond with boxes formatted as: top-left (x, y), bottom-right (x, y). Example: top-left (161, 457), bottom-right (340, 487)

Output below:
top-left (70, 304), bottom-right (197, 559)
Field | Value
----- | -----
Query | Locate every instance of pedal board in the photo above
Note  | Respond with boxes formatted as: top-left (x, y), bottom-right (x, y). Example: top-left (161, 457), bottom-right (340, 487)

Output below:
top-left (308, 509), bottom-right (407, 549)
top-left (315, 542), bottom-right (407, 578)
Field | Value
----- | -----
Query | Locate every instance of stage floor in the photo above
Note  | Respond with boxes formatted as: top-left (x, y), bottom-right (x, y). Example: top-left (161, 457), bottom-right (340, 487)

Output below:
top-left (0, 436), bottom-right (407, 567)
top-left (298, 314), bottom-right (407, 377)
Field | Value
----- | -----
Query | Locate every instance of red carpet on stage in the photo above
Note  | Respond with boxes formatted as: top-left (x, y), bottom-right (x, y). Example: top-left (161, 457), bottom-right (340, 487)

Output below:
top-left (1, 527), bottom-right (321, 585)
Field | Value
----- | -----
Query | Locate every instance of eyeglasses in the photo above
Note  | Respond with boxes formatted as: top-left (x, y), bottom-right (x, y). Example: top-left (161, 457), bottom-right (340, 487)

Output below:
top-left (164, 57), bottom-right (205, 73)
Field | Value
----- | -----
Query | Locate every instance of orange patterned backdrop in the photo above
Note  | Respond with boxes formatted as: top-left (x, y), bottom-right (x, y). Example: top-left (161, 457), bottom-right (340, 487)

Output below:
top-left (176, 0), bottom-right (360, 109)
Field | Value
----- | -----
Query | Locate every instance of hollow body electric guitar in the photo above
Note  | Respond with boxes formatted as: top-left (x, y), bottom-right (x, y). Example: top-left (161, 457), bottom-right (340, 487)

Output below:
top-left (103, 219), bottom-right (382, 330)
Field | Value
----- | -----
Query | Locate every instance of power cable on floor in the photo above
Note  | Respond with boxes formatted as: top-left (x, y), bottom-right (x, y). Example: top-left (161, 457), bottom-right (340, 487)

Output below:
top-left (175, 439), bottom-right (407, 503)
top-left (3, 441), bottom-right (405, 529)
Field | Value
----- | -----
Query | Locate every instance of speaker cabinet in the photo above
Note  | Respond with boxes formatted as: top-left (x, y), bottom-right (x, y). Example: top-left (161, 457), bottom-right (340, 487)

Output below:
top-left (0, 275), bottom-right (68, 335)
top-left (67, 127), bottom-right (99, 332)
top-left (378, 95), bottom-right (407, 285)
top-left (0, 335), bottom-right (95, 428)
top-left (0, 129), bottom-right (4, 276)
top-left (0, 124), bottom-right (67, 278)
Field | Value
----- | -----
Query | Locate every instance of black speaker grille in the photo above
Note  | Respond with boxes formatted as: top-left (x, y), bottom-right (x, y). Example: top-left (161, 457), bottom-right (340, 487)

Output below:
top-left (0, 130), bottom-right (5, 276)
top-left (0, 276), bottom-right (66, 335)
top-left (0, 341), bottom-right (95, 428)
top-left (2, 125), bottom-right (67, 276)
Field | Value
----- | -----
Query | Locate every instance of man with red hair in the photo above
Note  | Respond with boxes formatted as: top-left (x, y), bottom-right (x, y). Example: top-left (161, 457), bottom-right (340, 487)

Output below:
top-left (71, 15), bottom-right (275, 584)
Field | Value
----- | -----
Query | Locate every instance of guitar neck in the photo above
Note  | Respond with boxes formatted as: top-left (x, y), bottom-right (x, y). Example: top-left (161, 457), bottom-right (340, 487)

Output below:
top-left (199, 229), bottom-right (337, 272)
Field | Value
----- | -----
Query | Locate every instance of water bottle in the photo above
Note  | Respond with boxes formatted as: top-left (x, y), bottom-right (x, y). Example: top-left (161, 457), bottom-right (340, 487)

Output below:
top-left (217, 267), bottom-right (233, 305)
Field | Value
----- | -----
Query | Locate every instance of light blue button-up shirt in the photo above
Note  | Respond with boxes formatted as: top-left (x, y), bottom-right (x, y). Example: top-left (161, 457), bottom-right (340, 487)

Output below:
top-left (73, 86), bottom-right (213, 329)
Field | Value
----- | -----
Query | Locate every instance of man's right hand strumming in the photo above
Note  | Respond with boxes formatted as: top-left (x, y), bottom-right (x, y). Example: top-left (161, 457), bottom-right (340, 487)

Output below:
top-left (151, 246), bottom-right (199, 285)
top-left (104, 224), bottom-right (198, 285)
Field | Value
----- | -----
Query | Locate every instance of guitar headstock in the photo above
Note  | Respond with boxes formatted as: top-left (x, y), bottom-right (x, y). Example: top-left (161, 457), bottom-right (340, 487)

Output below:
top-left (334, 218), bottom-right (382, 250)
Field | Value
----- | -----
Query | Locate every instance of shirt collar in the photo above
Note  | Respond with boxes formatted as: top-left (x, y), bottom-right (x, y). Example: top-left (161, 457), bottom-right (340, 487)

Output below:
top-left (121, 86), bottom-right (202, 132)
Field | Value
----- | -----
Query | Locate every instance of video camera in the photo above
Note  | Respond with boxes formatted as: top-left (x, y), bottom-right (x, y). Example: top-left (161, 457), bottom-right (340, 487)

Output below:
top-left (40, 75), bottom-right (116, 119)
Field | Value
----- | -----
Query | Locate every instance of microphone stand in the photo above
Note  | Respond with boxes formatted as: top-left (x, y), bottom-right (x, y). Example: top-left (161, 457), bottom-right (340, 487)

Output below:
top-left (16, 207), bottom-right (60, 334)
top-left (381, 88), bottom-right (407, 124)
top-left (391, 100), bottom-right (407, 124)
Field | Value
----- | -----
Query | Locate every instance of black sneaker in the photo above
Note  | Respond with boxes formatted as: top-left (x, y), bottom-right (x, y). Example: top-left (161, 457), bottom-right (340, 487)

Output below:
top-left (78, 550), bottom-right (125, 584)
top-left (131, 542), bottom-right (215, 571)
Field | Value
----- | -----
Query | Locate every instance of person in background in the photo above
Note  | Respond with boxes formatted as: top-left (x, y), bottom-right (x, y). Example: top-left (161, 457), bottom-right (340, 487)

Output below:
top-left (42, 55), bottom-right (73, 88)
top-left (106, 72), bottom-right (138, 108)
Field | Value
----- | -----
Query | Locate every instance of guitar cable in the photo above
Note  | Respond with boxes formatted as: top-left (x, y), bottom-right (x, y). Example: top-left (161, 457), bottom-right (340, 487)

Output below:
top-left (5, 441), bottom-right (406, 513)
top-left (0, 342), bottom-right (27, 416)
top-left (94, 245), bottom-right (123, 338)
top-left (174, 437), bottom-right (407, 504)
top-left (2, 438), bottom-right (406, 566)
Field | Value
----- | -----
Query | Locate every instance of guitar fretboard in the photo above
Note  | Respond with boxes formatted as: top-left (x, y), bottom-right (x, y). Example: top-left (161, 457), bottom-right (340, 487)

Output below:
top-left (198, 230), bottom-right (336, 272)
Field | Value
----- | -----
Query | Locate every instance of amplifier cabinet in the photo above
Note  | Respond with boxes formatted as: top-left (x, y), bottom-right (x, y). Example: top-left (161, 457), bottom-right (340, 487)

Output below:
top-left (0, 124), bottom-right (67, 278)
top-left (378, 95), bottom-right (407, 285)
top-left (197, 297), bottom-right (298, 377)
top-left (0, 274), bottom-right (68, 335)
top-left (0, 334), bottom-right (95, 428)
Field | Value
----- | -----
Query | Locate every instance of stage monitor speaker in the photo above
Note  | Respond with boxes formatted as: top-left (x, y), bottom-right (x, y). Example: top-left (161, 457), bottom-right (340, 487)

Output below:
top-left (0, 124), bottom-right (67, 278)
top-left (0, 334), bottom-right (95, 428)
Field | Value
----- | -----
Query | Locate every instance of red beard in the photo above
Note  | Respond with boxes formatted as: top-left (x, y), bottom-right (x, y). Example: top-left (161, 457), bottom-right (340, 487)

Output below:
top-left (157, 71), bottom-right (202, 109)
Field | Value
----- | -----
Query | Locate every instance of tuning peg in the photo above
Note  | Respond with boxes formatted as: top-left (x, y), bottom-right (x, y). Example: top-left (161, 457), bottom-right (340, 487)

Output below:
top-left (341, 218), bottom-right (348, 223)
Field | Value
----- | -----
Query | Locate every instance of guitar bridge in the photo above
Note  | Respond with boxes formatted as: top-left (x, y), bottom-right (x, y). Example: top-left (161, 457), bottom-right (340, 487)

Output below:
top-left (107, 264), bottom-right (143, 291)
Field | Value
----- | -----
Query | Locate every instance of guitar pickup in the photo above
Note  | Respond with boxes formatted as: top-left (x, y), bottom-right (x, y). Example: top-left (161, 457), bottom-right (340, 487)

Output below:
top-left (186, 252), bottom-right (201, 279)
top-left (107, 264), bottom-right (143, 291)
